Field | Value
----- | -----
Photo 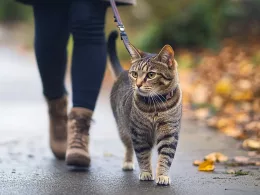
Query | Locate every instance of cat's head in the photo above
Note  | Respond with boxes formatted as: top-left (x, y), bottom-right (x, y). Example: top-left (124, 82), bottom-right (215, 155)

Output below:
top-left (128, 44), bottom-right (178, 97)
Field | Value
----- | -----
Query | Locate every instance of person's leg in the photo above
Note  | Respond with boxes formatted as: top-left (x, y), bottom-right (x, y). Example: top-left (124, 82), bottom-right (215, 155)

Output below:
top-left (33, 3), bottom-right (70, 159)
top-left (70, 0), bottom-right (108, 110)
top-left (33, 4), bottom-right (70, 99)
top-left (66, 0), bottom-right (108, 166)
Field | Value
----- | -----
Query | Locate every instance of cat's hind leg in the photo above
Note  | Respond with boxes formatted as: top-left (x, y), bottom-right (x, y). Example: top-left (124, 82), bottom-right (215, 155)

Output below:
top-left (118, 127), bottom-right (135, 171)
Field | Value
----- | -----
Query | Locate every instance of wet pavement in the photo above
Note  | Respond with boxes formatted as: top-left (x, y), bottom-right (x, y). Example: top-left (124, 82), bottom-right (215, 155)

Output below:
top-left (0, 46), bottom-right (259, 195)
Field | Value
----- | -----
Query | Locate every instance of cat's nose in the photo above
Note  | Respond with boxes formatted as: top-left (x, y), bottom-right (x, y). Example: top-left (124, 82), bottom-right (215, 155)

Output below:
top-left (136, 83), bottom-right (142, 88)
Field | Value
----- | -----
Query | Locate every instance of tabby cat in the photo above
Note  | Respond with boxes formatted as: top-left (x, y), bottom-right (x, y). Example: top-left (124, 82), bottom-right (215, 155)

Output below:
top-left (108, 31), bottom-right (182, 185)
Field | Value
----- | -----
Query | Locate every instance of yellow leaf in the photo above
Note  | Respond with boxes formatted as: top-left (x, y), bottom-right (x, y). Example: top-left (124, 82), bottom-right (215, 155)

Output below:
top-left (235, 113), bottom-right (250, 123)
top-left (217, 153), bottom-right (229, 162)
top-left (215, 77), bottom-right (232, 96)
top-left (242, 139), bottom-right (260, 150)
top-left (193, 160), bottom-right (203, 166)
top-left (220, 127), bottom-right (242, 138)
top-left (198, 160), bottom-right (215, 172)
top-left (204, 152), bottom-right (228, 162)
top-left (239, 62), bottom-right (253, 76)
top-left (216, 118), bottom-right (234, 129)
top-left (232, 90), bottom-right (253, 101)
top-left (204, 153), bottom-right (217, 162)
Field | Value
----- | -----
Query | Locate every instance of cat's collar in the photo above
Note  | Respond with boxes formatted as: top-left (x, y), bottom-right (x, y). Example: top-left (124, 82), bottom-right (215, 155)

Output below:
top-left (141, 87), bottom-right (178, 104)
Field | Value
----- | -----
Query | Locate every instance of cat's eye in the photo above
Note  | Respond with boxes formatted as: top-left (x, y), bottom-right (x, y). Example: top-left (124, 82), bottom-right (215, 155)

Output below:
top-left (131, 71), bottom-right (138, 78)
top-left (147, 72), bottom-right (156, 79)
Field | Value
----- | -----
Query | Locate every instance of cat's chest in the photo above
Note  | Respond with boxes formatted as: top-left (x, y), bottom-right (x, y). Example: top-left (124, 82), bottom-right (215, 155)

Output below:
top-left (131, 109), bottom-right (171, 129)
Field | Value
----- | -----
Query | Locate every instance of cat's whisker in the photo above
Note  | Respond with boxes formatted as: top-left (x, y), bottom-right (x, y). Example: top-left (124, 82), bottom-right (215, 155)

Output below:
top-left (154, 96), bottom-right (163, 110)
top-left (150, 93), bottom-right (157, 113)
top-left (151, 91), bottom-right (161, 110)
top-left (148, 92), bottom-right (152, 111)
top-left (154, 92), bottom-right (168, 110)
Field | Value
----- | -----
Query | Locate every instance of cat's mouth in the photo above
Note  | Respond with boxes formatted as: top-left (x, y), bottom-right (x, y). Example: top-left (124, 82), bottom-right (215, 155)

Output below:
top-left (136, 88), bottom-right (150, 96)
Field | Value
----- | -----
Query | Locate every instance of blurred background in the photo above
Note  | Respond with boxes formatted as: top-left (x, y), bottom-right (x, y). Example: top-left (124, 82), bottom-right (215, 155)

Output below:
top-left (0, 0), bottom-right (259, 147)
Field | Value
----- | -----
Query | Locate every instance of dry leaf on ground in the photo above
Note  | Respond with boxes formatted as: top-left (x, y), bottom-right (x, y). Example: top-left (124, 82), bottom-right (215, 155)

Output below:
top-left (193, 160), bottom-right (203, 166)
top-left (233, 156), bottom-right (250, 164)
top-left (198, 160), bottom-right (215, 172)
top-left (226, 169), bottom-right (235, 174)
top-left (242, 139), bottom-right (260, 150)
top-left (248, 151), bottom-right (258, 157)
top-left (204, 152), bottom-right (228, 162)
top-left (186, 42), bottom-right (260, 146)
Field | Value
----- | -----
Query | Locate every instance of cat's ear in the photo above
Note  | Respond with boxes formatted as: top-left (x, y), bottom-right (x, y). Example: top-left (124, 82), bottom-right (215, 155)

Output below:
top-left (128, 44), bottom-right (144, 61)
top-left (155, 45), bottom-right (175, 68)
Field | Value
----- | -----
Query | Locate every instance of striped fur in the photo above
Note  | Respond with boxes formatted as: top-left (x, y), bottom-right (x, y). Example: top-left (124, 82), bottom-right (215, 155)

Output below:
top-left (110, 42), bottom-right (182, 186)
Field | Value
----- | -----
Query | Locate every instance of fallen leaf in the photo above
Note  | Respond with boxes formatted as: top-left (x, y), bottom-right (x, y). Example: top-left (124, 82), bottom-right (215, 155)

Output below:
top-left (223, 103), bottom-right (237, 115)
top-left (226, 169), bottom-right (235, 174)
top-left (232, 90), bottom-right (253, 101)
top-left (215, 77), bottom-right (232, 96)
top-left (217, 153), bottom-right (229, 162)
top-left (237, 79), bottom-right (252, 90)
top-left (198, 160), bottom-right (215, 172)
top-left (248, 151), bottom-right (257, 157)
top-left (245, 122), bottom-right (259, 131)
top-left (234, 156), bottom-right (249, 164)
top-left (204, 153), bottom-right (217, 162)
top-left (235, 113), bottom-right (250, 123)
top-left (216, 118), bottom-right (233, 129)
top-left (193, 160), bottom-right (203, 166)
top-left (242, 139), bottom-right (260, 150)
top-left (220, 127), bottom-right (242, 138)
top-left (204, 152), bottom-right (228, 162)
top-left (212, 96), bottom-right (224, 109)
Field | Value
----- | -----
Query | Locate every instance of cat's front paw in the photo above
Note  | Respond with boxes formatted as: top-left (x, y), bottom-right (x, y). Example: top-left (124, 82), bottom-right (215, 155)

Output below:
top-left (122, 162), bottom-right (134, 171)
top-left (156, 175), bottom-right (170, 186)
top-left (139, 171), bottom-right (154, 181)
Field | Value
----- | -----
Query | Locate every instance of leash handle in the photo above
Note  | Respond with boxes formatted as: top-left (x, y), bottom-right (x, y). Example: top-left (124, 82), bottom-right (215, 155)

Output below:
top-left (109, 0), bottom-right (132, 56)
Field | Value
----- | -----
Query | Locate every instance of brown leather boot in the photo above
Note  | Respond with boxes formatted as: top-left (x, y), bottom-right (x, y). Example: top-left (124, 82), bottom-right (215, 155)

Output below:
top-left (47, 96), bottom-right (68, 160)
top-left (65, 107), bottom-right (92, 167)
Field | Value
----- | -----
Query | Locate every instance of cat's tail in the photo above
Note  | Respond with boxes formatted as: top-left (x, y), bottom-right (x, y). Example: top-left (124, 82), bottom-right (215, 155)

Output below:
top-left (107, 30), bottom-right (124, 78)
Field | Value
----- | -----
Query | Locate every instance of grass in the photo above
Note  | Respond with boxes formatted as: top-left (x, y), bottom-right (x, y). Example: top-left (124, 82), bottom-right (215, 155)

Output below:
top-left (234, 170), bottom-right (250, 176)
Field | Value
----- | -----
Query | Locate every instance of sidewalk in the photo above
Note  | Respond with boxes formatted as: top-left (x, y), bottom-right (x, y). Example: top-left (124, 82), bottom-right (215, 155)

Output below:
top-left (0, 47), bottom-right (259, 195)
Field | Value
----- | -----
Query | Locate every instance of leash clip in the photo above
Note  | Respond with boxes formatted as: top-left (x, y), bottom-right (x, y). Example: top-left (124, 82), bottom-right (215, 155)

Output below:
top-left (117, 25), bottom-right (125, 32)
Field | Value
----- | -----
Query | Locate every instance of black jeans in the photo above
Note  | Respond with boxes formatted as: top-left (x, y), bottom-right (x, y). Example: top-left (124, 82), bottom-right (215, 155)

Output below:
top-left (33, 1), bottom-right (108, 110)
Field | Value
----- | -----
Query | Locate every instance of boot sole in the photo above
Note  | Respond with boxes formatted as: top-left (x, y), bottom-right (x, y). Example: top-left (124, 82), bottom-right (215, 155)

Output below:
top-left (66, 153), bottom-right (90, 167)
